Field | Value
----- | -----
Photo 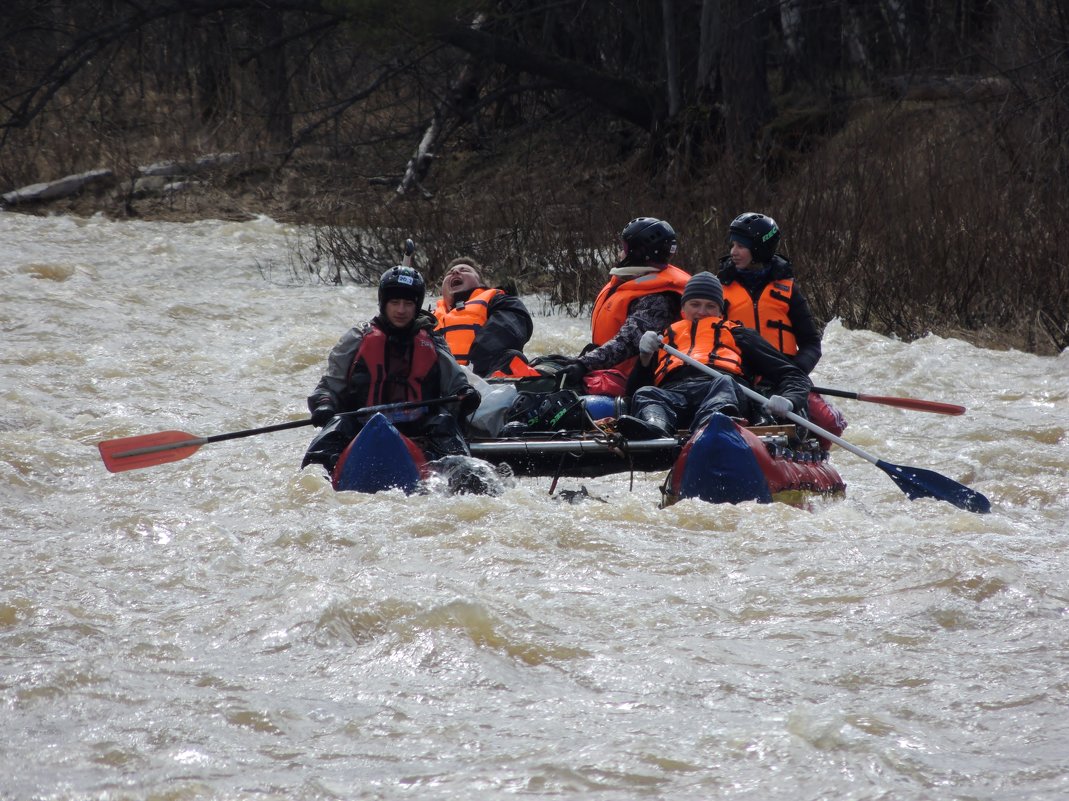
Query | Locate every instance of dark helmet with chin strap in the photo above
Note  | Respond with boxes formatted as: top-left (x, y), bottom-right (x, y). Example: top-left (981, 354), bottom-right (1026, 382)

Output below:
top-left (378, 265), bottom-right (426, 312)
top-left (728, 212), bottom-right (780, 263)
top-left (618, 217), bottom-right (678, 267)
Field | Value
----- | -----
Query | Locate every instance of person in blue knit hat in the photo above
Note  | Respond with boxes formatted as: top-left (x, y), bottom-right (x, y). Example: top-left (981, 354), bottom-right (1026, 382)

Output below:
top-left (616, 271), bottom-right (812, 441)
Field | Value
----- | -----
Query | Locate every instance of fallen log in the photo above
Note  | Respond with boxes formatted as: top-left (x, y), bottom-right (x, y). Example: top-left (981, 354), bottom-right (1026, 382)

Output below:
top-left (2, 168), bottom-right (114, 206)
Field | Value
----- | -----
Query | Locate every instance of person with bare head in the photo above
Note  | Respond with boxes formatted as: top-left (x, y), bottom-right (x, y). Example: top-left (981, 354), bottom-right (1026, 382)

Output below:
top-left (433, 256), bottom-right (535, 378)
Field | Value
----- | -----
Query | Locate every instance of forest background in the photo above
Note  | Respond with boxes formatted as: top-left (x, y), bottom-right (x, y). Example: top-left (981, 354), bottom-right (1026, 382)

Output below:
top-left (1, 0), bottom-right (1066, 355)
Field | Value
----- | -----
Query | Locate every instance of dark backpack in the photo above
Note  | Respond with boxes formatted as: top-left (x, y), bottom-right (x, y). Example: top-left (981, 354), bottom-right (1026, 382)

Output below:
top-left (504, 389), bottom-right (587, 432)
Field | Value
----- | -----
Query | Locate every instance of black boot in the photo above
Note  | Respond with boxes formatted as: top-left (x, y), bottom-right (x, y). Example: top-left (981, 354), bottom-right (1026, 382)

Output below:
top-left (421, 413), bottom-right (471, 459)
top-left (617, 408), bottom-right (673, 440)
top-left (300, 414), bottom-right (360, 473)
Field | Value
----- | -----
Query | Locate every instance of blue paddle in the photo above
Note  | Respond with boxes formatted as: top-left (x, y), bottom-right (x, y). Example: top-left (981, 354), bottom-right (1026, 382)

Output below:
top-left (661, 344), bottom-right (990, 513)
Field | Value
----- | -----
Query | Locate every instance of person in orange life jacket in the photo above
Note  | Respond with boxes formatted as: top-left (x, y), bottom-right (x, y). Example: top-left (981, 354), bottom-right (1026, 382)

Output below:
top-left (433, 257), bottom-right (535, 377)
top-left (301, 266), bottom-right (481, 474)
top-left (556, 217), bottom-right (691, 394)
top-left (615, 271), bottom-right (813, 441)
top-left (717, 212), bottom-right (846, 444)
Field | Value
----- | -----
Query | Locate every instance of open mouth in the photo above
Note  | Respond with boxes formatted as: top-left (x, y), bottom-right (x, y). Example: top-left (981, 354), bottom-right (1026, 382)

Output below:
top-left (447, 272), bottom-right (473, 291)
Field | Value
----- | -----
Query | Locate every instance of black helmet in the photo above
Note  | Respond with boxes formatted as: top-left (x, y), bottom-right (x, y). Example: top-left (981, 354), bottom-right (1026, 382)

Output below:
top-left (618, 217), bottom-right (678, 267)
top-left (378, 265), bottom-right (426, 311)
top-left (728, 212), bottom-right (780, 263)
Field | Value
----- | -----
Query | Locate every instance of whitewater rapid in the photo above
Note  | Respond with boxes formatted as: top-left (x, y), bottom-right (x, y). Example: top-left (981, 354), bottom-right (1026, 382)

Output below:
top-left (2, 212), bottom-right (1067, 800)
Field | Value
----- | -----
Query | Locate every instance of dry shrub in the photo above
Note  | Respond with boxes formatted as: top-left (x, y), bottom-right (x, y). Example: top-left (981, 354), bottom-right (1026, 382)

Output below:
top-left (306, 95), bottom-right (1068, 356)
top-left (300, 136), bottom-right (637, 316)
top-left (4, 2), bottom-right (1066, 355)
top-left (782, 100), bottom-right (1069, 353)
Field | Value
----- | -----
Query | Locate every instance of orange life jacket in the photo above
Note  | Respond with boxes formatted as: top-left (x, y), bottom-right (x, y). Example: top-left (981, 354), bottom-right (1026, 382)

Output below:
top-left (349, 325), bottom-right (439, 406)
top-left (654, 317), bottom-right (744, 384)
top-left (433, 287), bottom-right (503, 365)
top-left (590, 265), bottom-right (691, 346)
top-left (722, 277), bottom-right (798, 356)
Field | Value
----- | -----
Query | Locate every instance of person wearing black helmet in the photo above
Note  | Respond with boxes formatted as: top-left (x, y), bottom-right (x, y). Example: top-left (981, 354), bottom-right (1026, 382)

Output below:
top-left (718, 212), bottom-right (846, 443)
top-left (557, 217), bottom-right (691, 395)
top-left (301, 265), bottom-right (481, 474)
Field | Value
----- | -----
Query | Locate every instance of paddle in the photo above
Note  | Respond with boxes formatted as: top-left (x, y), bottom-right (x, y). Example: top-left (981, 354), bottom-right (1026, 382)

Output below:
top-left (811, 385), bottom-right (965, 416)
top-left (98, 395), bottom-right (462, 473)
top-left (661, 345), bottom-right (990, 513)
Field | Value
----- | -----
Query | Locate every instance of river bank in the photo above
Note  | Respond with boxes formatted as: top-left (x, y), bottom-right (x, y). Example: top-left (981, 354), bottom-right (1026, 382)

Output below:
top-left (0, 148), bottom-right (366, 224)
top-left (3, 140), bottom-right (1063, 358)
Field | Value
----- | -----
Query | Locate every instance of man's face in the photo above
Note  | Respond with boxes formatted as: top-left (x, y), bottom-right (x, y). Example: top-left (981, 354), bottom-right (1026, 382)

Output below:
top-left (442, 263), bottom-right (481, 304)
top-left (384, 297), bottom-right (417, 328)
top-left (681, 298), bottom-right (722, 322)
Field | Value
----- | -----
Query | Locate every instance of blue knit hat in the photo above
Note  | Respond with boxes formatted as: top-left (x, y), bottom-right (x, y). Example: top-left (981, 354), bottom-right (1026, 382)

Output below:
top-left (681, 271), bottom-right (724, 310)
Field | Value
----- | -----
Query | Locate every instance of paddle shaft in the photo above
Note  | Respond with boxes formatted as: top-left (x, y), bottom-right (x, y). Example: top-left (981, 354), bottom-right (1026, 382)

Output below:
top-left (339, 395), bottom-right (461, 419)
top-left (116, 419), bottom-right (312, 459)
top-left (100, 395), bottom-right (462, 469)
top-left (811, 386), bottom-right (965, 415)
top-left (661, 346), bottom-right (875, 464)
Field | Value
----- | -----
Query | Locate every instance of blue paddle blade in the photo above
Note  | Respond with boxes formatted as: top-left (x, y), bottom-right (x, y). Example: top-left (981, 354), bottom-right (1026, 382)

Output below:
top-left (877, 460), bottom-right (991, 513)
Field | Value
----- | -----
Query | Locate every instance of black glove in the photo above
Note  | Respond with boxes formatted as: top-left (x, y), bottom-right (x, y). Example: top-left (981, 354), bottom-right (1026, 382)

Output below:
top-left (457, 386), bottom-right (481, 416)
top-left (310, 402), bottom-right (337, 428)
top-left (558, 362), bottom-right (588, 388)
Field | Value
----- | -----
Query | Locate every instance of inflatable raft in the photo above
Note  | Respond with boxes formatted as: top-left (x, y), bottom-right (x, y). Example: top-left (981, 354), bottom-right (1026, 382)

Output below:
top-left (332, 410), bottom-right (846, 505)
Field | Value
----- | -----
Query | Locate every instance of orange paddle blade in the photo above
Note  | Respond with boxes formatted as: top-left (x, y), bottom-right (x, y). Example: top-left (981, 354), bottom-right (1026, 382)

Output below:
top-left (854, 393), bottom-right (965, 415)
top-left (812, 386), bottom-right (966, 415)
top-left (98, 430), bottom-right (208, 473)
